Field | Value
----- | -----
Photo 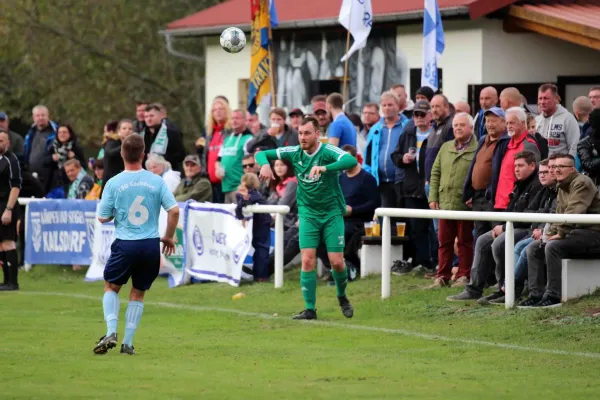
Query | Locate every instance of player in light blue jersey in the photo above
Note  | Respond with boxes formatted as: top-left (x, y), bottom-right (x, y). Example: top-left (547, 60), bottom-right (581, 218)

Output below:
top-left (93, 134), bottom-right (179, 355)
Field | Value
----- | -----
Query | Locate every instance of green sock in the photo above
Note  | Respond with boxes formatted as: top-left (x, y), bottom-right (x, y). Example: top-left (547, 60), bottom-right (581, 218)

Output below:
top-left (332, 267), bottom-right (348, 297)
top-left (300, 270), bottom-right (317, 310)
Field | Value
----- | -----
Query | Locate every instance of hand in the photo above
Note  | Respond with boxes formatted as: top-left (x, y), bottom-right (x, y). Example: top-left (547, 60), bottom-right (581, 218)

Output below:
top-left (237, 184), bottom-right (249, 199)
top-left (1, 209), bottom-right (12, 225)
top-left (309, 166), bottom-right (326, 179)
top-left (267, 127), bottom-right (279, 136)
top-left (259, 164), bottom-right (275, 182)
top-left (52, 153), bottom-right (60, 162)
top-left (160, 236), bottom-right (176, 256)
top-left (402, 153), bottom-right (415, 164)
top-left (547, 234), bottom-right (561, 241)
top-left (295, 220), bottom-right (299, 228)
top-left (215, 163), bottom-right (225, 179)
top-left (345, 205), bottom-right (352, 216)
top-left (195, 137), bottom-right (205, 148)
top-left (465, 198), bottom-right (473, 208)
top-left (67, 151), bottom-right (75, 159)
top-left (241, 219), bottom-right (247, 228)
top-left (429, 202), bottom-right (439, 210)
top-left (531, 229), bottom-right (542, 240)
top-left (492, 225), bottom-right (504, 238)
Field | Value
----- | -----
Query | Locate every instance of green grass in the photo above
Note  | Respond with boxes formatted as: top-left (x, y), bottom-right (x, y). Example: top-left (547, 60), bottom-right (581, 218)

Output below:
top-left (2, 266), bottom-right (600, 399)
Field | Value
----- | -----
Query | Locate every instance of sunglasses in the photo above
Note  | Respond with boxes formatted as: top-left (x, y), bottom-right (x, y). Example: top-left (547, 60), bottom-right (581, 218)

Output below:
top-left (243, 163), bottom-right (255, 169)
top-left (414, 112), bottom-right (427, 118)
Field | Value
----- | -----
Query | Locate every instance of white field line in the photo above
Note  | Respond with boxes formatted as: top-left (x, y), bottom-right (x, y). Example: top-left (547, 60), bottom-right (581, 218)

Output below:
top-left (18, 291), bottom-right (600, 360)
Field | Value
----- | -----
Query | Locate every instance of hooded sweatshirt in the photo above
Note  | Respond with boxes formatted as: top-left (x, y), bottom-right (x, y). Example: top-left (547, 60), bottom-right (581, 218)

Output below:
top-left (535, 104), bottom-right (580, 157)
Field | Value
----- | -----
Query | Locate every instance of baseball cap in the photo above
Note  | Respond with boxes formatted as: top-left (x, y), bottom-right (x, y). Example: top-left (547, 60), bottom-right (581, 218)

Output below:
top-left (313, 102), bottom-right (327, 113)
top-left (0, 112), bottom-right (7, 121)
top-left (183, 155), bottom-right (201, 166)
top-left (288, 108), bottom-right (304, 117)
top-left (413, 100), bottom-right (431, 113)
top-left (484, 107), bottom-right (506, 119)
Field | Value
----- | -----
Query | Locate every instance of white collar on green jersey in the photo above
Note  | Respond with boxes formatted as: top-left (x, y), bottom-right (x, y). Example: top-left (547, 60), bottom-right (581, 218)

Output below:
top-left (303, 142), bottom-right (322, 157)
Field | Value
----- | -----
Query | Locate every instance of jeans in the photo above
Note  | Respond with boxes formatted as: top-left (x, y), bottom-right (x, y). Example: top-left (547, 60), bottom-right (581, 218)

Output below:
top-left (513, 237), bottom-right (534, 297)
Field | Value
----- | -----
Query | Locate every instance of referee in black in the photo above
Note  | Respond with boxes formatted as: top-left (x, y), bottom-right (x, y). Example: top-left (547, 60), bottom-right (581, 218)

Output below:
top-left (0, 129), bottom-right (22, 291)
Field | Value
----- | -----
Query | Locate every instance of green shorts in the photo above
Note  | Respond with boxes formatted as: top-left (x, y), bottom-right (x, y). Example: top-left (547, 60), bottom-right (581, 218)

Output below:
top-left (299, 214), bottom-right (345, 253)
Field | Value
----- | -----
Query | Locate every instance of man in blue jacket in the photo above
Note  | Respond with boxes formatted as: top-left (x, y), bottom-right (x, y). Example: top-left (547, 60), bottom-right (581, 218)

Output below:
top-left (23, 105), bottom-right (58, 193)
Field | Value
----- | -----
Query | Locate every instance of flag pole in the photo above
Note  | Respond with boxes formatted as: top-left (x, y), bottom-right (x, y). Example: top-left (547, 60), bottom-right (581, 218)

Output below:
top-left (342, 29), bottom-right (350, 102)
top-left (267, 22), bottom-right (277, 108)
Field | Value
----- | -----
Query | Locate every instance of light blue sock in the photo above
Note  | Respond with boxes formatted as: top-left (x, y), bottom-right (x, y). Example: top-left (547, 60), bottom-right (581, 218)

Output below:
top-left (102, 291), bottom-right (119, 336)
top-left (123, 301), bottom-right (145, 346)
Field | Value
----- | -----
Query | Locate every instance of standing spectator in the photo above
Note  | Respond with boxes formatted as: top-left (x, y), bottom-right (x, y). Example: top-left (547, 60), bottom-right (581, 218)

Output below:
top-left (24, 105), bottom-right (58, 192)
top-left (463, 107), bottom-right (506, 241)
top-left (0, 130), bottom-right (22, 291)
top-left (359, 103), bottom-right (380, 155)
top-left (573, 96), bottom-right (593, 139)
top-left (204, 97), bottom-right (231, 203)
top-left (101, 119), bottom-right (134, 195)
top-left (235, 173), bottom-right (272, 282)
top-left (174, 155), bottom-right (212, 202)
top-left (391, 84), bottom-right (413, 119)
top-left (247, 112), bottom-right (263, 136)
top-left (428, 113), bottom-right (478, 288)
top-left (47, 124), bottom-right (86, 198)
top-left (0, 112), bottom-right (24, 158)
top-left (86, 158), bottom-right (104, 200)
top-left (392, 100), bottom-right (435, 273)
top-left (535, 83), bottom-right (579, 157)
top-left (499, 87), bottom-right (522, 112)
top-left (133, 101), bottom-right (148, 134)
top-left (363, 91), bottom-right (409, 210)
top-left (448, 150), bottom-right (541, 301)
top-left (577, 109), bottom-right (600, 185)
top-left (288, 108), bottom-right (304, 131)
top-left (326, 93), bottom-right (357, 148)
top-left (96, 120), bottom-right (119, 163)
top-left (246, 108), bottom-right (298, 153)
top-left (415, 86), bottom-right (435, 103)
top-left (589, 87), bottom-right (600, 109)
top-left (217, 110), bottom-right (253, 203)
top-left (473, 86), bottom-right (498, 140)
top-left (425, 95), bottom-right (454, 185)
top-left (522, 154), bottom-right (600, 308)
top-left (146, 154), bottom-right (181, 193)
top-left (141, 103), bottom-right (185, 173)
top-left (64, 159), bottom-right (94, 199)
top-left (454, 101), bottom-right (471, 115)
top-left (313, 101), bottom-right (331, 136)
top-left (267, 159), bottom-right (298, 230)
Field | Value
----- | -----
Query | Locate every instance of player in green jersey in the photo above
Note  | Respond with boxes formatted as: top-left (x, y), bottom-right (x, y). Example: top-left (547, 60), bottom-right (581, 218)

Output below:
top-left (255, 116), bottom-right (358, 320)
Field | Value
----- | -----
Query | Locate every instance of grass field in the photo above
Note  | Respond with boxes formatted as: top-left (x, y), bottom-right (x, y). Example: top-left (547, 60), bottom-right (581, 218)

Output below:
top-left (2, 266), bottom-right (600, 399)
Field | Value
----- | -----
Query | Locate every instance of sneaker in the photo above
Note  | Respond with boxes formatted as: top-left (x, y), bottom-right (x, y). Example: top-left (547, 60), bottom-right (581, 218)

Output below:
top-left (337, 296), bottom-right (354, 318)
top-left (489, 296), bottom-right (507, 305)
top-left (517, 296), bottom-right (543, 308)
top-left (533, 296), bottom-right (561, 308)
top-left (447, 290), bottom-right (481, 301)
top-left (391, 260), bottom-right (413, 276)
top-left (477, 291), bottom-right (504, 305)
top-left (450, 276), bottom-right (469, 288)
top-left (412, 265), bottom-right (436, 275)
top-left (120, 344), bottom-right (135, 355)
top-left (292, 309), bottom-right (317, 320)
top-left (426, 277), bottom-right (449, 289)
top-left (93, 333), bottom-right (117, 355)
top-left (0, 283), bottom-right (19, 291)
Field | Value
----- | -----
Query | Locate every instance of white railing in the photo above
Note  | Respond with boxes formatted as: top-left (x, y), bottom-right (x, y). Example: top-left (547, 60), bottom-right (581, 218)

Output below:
top-left (17, 198), bottom-right (290, 288)
top-left (375, 208), bottom-right (600, 309)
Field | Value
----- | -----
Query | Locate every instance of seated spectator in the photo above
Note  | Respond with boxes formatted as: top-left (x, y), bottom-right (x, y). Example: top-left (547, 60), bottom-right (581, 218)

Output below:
top-left (174, 155), bottom-right (212, 202)
top-left (577, 109), bottom-right (600, 185)
top-left (246, 108), bottom-right (298, 153)
top-left (64, 159), bottom-right (94, 199)
top-left (448, 150), bottom-right (541, 302)
top-left (85, 159), bottom-right (104, 200)
top-left (267, 159), bottom-right (298, 230)
top-left (47, 124), bottom-right (86, 198)
top-left (101, 119), bottom-right (134, 195)
top-left (146, 154), bottom-right (181, 193)
top-left (522, 154), bottom-right (600, 308)
top-left (0, 112), bottom-right (24, 158)
top-left (235, 173), bottom-right (271, 282)
top-left (428, 112), bottom-right (478, 288)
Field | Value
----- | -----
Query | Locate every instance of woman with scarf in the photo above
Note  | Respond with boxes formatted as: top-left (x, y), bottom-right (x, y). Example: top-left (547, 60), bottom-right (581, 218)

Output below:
top-left (101, 119), bottom-right (134, 196)
top-left (577, 109), bottom-right (600, 186)
top-left (46, 124), bottom-right (85, 198)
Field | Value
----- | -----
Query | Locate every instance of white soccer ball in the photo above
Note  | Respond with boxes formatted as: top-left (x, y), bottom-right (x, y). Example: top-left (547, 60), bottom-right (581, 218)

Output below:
top-left (220, 27), bottom-right (246, 54)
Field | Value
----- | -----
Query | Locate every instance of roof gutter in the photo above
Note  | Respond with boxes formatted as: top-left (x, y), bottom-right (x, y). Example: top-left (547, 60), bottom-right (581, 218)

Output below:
top-left (163, 34), bottom-right (205, 63)
top-left (159, 6), bottom-right (469, 37)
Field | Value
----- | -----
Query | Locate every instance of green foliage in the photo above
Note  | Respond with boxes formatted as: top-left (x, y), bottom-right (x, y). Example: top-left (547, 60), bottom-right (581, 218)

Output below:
top-left (0, 0), bottom-right (223, 148)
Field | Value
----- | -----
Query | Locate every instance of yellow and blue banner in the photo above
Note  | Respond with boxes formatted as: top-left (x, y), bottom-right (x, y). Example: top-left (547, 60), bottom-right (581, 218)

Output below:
top-left (248, 0), bottom-right (278, 113)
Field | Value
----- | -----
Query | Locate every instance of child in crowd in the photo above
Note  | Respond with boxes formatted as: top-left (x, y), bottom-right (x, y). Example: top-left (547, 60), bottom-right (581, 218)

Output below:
top-left (235, 173), bottom-right (272, 282)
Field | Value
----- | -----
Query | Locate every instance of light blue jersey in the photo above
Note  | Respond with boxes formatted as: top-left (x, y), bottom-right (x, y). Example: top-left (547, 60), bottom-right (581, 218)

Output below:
top-left (99, 169), bottom-right (177, 240)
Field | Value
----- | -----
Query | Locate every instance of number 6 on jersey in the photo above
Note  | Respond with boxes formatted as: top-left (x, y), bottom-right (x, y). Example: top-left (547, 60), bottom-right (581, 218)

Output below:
top-left (128, 196), bottom-right (149, 226)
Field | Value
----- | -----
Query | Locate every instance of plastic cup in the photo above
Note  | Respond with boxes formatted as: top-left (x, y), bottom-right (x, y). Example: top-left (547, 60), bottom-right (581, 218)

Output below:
top-left (364, 222), bottom-right (373, 237)
top-left (396, 222), bottom-right (406, 237)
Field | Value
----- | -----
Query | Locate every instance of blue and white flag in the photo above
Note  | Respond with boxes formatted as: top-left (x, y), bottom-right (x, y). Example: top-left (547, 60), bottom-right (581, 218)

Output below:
top-left (421, 0), bottom-right (445, 90)
top-left (269, 0), bottom-right (278, 28)
top-left (339, 0), bottom-right (373, 62)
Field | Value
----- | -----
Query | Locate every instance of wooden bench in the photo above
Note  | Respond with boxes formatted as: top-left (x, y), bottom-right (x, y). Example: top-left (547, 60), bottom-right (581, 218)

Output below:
top-left (361, 236), bottom-right (409, 278)
top-left (561, 259), bottom-right (600, 301)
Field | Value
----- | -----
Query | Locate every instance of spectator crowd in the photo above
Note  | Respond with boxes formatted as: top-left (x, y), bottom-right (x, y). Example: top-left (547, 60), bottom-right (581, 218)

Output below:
top-left (2, 83), bottom-right (600, 305)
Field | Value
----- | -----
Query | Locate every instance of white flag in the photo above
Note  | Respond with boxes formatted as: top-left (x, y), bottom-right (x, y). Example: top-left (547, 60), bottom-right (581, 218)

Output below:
top-left (339, 0), bottom-right (373, 62)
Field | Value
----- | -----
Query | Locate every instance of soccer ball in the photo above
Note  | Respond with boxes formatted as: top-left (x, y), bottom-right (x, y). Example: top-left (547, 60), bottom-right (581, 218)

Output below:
top-left (220, 27), bottom-right (246, 54)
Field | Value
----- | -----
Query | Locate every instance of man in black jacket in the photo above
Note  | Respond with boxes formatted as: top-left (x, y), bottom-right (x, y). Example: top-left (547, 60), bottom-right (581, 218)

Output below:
top-left (448, 150), bottom-right (541, 301)
top-left (142, 104), bottom-right (186, 172)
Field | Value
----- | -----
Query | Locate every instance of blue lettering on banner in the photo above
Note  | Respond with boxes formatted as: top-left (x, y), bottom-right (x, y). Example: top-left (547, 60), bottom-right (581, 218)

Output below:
top-left (25, 200), bottom-right (97, 265)
top-left (193, 225), bottom-right (204, 256)
top-left (212, 230), bottom-right (227, 246)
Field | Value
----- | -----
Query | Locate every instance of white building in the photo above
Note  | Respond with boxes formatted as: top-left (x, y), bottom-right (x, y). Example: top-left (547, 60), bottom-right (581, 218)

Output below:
top-left (161, 0), bottom-right (600, 118)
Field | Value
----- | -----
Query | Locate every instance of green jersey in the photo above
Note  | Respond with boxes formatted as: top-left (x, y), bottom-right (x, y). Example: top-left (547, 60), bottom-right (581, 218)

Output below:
top-left (219, 132), bottom-right (253, 193)
top-left (256, 143), bottom-right (358, 218)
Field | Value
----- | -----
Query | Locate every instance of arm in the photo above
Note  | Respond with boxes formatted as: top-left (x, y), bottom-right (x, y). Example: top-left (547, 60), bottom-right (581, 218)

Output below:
top-left (103, 139), bottom-right (122, 158)
top-left (254, 148), bottom-right (282, 166)
top-left (566, 116), bottom-right (581, 157)
top-left (328, 137), bottom-right (340, 147)
top-left (2, 154), bottom-right (22, 225)
top-left (391, 133), bottom-right (408, 168)
top-left (577, 139), bottom-right (600, 173)
top-left (97, 181), bottom-right (115, 223)
top-left (428, 151), bottom-right (442, 204)
top-left (323, 153), bottom-right (357, 173)
top-left (327, 122), bottom-right (341, 148)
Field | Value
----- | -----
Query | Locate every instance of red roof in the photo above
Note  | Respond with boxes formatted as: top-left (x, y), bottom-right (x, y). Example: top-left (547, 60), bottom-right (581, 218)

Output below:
top-left (520, 1), bottom-right (600, 31)
top-left (164, 0), bottom-right (519, 35)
